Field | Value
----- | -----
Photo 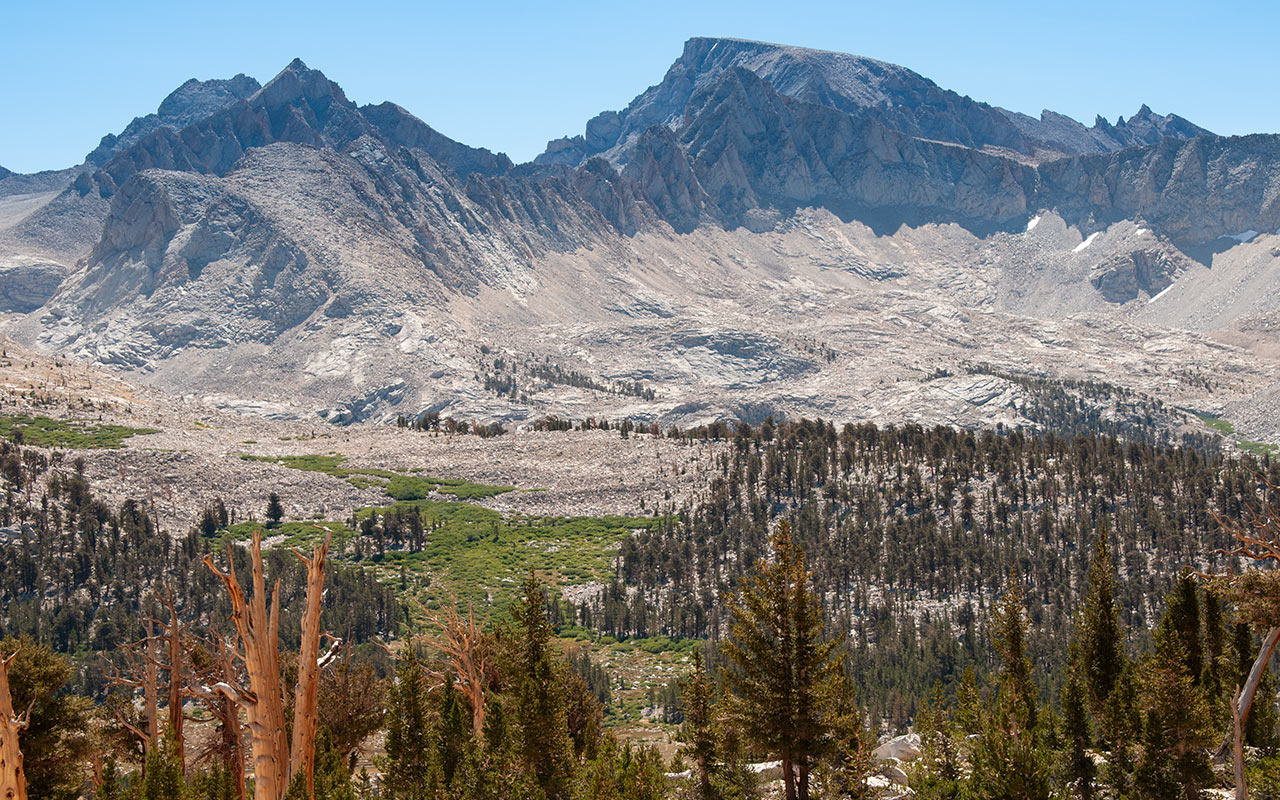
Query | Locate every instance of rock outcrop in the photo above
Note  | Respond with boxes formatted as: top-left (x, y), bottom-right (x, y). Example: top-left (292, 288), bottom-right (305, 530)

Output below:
top-left (537, 37), bottom-right (1209, 167)
top-left (85, 74), bottom-right (262, 166)
top-left (5, 44), bottom-right (1280, 428)
top-left (0, 258), bottom-right (68, 312)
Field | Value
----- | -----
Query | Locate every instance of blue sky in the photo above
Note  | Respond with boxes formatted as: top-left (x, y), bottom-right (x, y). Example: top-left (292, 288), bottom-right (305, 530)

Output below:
top-left (2, 0), bottom-right (1273, 173)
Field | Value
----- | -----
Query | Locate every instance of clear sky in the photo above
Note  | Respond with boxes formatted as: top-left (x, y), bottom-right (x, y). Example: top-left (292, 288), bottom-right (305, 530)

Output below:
top-left (2, 0), bottom-right (1274, 173)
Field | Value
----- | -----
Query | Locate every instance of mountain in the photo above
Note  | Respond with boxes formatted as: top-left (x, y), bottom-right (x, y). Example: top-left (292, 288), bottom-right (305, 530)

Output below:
top-left (85, 74), bottom-right (262, 166)
top-left (4, 42), bottom-right (1280, 437)
top-left (536, 37), bottom-right (1211, 166)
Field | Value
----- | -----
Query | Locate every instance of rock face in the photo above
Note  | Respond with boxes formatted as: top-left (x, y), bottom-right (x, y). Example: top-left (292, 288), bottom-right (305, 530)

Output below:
top-left (537, 37), bottom-right (1210, 166)
top-left (1039, 134), bottom-right (1280, 244)
top-left (1002, 104), bottom-right (1211, 157)
top-left (0, 259), bottom-right (68, 312)
top-left (1090, 245), bottom-right (1187, 303)
top-left (85, 74), bottom-right (262, 166)
top-left (5, 43), bottom-right (1280, 429)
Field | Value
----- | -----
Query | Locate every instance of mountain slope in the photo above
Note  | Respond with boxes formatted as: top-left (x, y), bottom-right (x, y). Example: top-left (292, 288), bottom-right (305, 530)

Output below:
top-left (4, 47), bottom-right (1280, 436)
top-left (537, 37), bottom-right (1210, 166)
top-left (85, 74), bottom-right (262, 166)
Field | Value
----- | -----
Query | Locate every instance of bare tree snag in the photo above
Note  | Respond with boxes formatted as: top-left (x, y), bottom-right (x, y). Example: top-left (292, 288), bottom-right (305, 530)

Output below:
top-left (1231, 686), bottom-right (1247, 800)
top-left (1208, 481), bottom-right (1280, 760)
top-left (289, 536), bottom-right (335, 800)
top-left (107, 617), bottom-right (162, 760)
top-left (204, 530), bottom-right (334, 800)
top-left (429, 603), bottom-right (490, 738)
top-left (205, 532), bottom-right (289, 800)
top-left (0, 650), bottom-right (30, 800)
top-left (186, 634), bottom-right (246, 800)
top-left (160, 588), bottom-right (186, 773)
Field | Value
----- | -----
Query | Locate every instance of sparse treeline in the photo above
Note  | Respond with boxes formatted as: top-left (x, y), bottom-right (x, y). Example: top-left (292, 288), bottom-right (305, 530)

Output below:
top-left (0, 439), bottom-right (400, 694)
top-left (563, 419), bottom-right (1276, 729)
top-left (2, 416), bottom-right (1279, 799)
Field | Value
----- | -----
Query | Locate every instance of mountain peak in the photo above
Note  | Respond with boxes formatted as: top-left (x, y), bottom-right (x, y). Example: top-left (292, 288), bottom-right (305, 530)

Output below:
top-left (85, 73), bottom-right (262, 166)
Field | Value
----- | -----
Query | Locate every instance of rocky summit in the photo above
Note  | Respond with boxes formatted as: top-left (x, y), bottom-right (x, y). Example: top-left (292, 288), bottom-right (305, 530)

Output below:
top-left (1, 38), bottom-right (1279, 449)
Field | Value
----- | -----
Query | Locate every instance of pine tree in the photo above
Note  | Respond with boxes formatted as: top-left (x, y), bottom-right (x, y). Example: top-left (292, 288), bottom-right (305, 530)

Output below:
top-left (721, 522), bottom-right (844, 800)
top-left (1059, 657), bottom-right (1095, 800)
top-left (266, 493), bottom-right (284, 527)
top-left (966, 578), bottom-right (1051, 800)
top-left (380, 648), bottom-right (433, 800)
top-left (1080, 525), bottom-right (1126, 736)
top-left (1099, 662), bottom-right (1141, 799)
top-left (436, 673), bottom-right (469, 788)
top-left (1161, 575), bottom-right (1204, 687)
top-left (1135, 614), bottom-right (1214, 800)
top-left (678, 651), bottom-right (717, 800)
top-left (907, 684), bottom-right (963, 800)
top-left (509, 572), bottom-right (576, 800)
top-left (0, 637), bottom-right (93, 800)
top-left (141, 730), bottom-right (187, 800)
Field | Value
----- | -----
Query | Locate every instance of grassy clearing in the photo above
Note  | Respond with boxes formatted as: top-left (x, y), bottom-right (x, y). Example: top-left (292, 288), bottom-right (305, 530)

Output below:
top-left (0, 415), bottom-right (158, 449)
top-left (213, 500), bottom-right (685, 738)
top-left (219, 520), bottom-right (358, 550)
top-left (214, 494), bottom-right (662, 622)
top-left (1195, 413), bottom-right (1277, 457)
top-left (1239, 439), bottom-right (1279, 457)
top-left (356, 499), bottom-right (661, 616)
top-left (1197, 413), bottom-right (1236, 436)
top-left (239, 453), bottom-right (515, 501)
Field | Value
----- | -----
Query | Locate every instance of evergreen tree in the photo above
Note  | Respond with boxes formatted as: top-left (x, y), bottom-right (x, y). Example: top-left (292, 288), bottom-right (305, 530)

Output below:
top-left (1080, 525), bottom-right (1126, 736)
top-left (721, 522), bottom-right (844, 800)
top-left (907, 684), bottom-right (963, 800)
top-left (380, 647), bottom-right (433, 800)
top-left (436, 673), bottom-right (469, 788)
top-left (1135, 615), bottom-right (1214, 800)
top-left (1, 636), bottom-right (93, 800)
top-left (1059, 657), bottom-right (1095, 800)
top-left (1161, 575), bottom-right (1204, 687)
top-left (813, 669), bottom-right (873, 799)
top-left (509, 572), bottom-right (576, 800)
top-left (266, 493), bottom-right (285, 527)
top-left (141, 730), bottom-right (186, 800)
top-left (99, 758), bottom-right (123, 800)
top-left (966, 578), bottom-right (1051, 800)
top-left (678, 651), bottom-right (717, 800)
top-left (1099, 662), bottom-right (1141, 800)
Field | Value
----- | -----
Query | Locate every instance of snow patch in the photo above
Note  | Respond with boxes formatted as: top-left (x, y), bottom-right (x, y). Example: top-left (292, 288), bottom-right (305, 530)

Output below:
top-left (1147, 284), bottom-right (1175, 304)
top-left (1072, 232), bottom-right (1101, 253)
top-left (1025, 215), bottom-right (1041, 232)
top-left (1135, 228), bottom-right (1148, 236)
top-left (1219, 230), bottom-right (1259, 243)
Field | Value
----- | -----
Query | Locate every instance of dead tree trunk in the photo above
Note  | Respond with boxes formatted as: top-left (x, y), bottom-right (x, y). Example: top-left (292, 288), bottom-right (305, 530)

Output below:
top-left (1218, 626), bottom-right (1280, 759)
top-left (186, 634), bottom-right (245, 800)
top-left (0, 651), bottom-right (29, 800)
top-left (161, 589), bottom-right (185, 773)
top-left (429, 603), bottom-right (490, 738)
top-left (289, 537), bottom-right (334, 800)
top-left (205, 532), bottom-right (289, 800)
top-left (1232, 686), bottom-right (1247, 800)
top-left (107, 618), bottom-right (162, 761)
top-left (204, 530), bottom-right (335, 800)
top-left (143, 618), bottom-right (160, 748)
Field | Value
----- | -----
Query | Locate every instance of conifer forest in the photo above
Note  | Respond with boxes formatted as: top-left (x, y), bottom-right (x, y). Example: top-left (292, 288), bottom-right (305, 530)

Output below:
top-left (0, 414), bottom-right (1277, 800)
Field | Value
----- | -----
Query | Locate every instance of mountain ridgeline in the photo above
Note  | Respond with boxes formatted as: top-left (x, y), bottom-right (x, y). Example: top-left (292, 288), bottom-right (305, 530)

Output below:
top-left (4, 37), bottom-right (1280, 428)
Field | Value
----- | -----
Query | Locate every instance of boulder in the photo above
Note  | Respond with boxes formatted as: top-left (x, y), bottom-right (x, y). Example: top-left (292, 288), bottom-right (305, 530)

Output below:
top-left (873, 732), bottom-right (922, 763)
